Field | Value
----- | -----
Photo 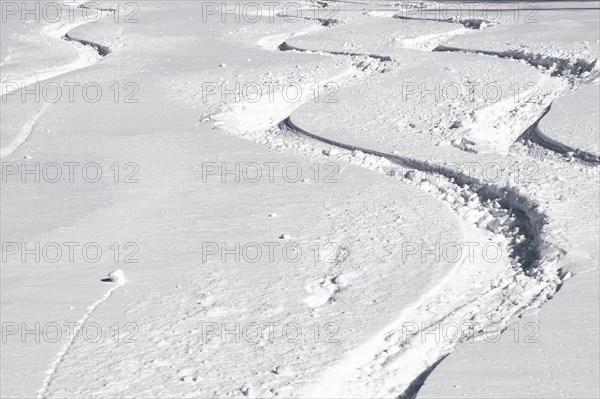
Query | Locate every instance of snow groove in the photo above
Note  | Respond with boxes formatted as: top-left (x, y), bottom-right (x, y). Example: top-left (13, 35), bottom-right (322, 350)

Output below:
top-left (63, 33), bottom-right (112, 57)
top-left (278, 41), bottom-right (393, 62)
top-left (518, 105), bottom-right (600, 165)
top-left (280, 117), bottom-right (548, 273)
top-left (280, 115), bottom-right (562, 398)
top-left (526, 126), bottom-right (600, 165)
top-left (0, 4), bottom-right (111, 97)
top-left (280, 14), bottom-right (341, 27)
top-left (64, 3), bottom-right (113, 57)
top-left (393, 15), bottom-right (497, 30)
top-left (37, 282), bottom-right (125, 399)
top-left (29, 8), bottom-right (120, 397)
top-left (0, 4), bottom-right (112, 158)
top-left (435, 45), bottom-right (600, 81)
top-left (209, 19), bottom-right (564, 398)
top-left (78, 2), bottom-right (117, 13)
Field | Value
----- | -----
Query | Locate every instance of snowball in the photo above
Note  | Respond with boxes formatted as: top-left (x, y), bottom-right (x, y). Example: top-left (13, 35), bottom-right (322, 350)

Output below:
top-left (108, 269), bottom-right (126, 284)
top-left (333, 274), bottom-right (349, 288)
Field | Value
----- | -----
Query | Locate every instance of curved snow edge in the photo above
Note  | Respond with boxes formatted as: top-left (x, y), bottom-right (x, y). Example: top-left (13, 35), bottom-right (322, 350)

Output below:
top-left (519, 104), bottom-right (600, 165)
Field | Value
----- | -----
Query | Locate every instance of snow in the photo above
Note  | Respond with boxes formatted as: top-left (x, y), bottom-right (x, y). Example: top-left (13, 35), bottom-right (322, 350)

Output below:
top-left (108, 269), bottom-right (126, 284)
top-left (1, 1), bottom-right (598, 398)
top-left (536, 82), bottom-right (600, 162)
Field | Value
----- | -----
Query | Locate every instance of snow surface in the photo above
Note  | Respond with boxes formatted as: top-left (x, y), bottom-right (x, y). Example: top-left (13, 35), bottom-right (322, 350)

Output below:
top-left (1, 1), bottom-right (598, 398)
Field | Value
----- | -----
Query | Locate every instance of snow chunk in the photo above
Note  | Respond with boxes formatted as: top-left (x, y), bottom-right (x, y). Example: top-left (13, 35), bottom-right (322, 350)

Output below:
top-left (108, 269), bottom-right (126, 284)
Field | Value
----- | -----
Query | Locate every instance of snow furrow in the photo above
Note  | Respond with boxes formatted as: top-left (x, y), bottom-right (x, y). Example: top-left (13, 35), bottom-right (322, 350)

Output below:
top-left (37, 282), bottom-right (125, 399)
top-left (279, 41), bottom-right (393, 62)
top-left (280, 116), bottom-right (562, 398)
top-left (460, 74), bottom-right (564, 155)
top-left (280, 116), bottom-right (552, 272)
top-left (3, 2), bottom-right (597, 398)
top-left (279, 13), bottom-right (342, 27)
top-left (207, 23), bottom-right (565, 397)
top-left (363, 14), bottom-right (594, 163)
top-left (0, 6), bottom-right (112, 98)
top-left (4, 4), bottom-right (121, 395)
top-left (393, 14), bottom-right (497, 30)
top-left (218, 9), bottom-right (590, 395)
top-left (520, 115), bottom-right (600, 165)
top-left (263, 21), bottom-right (567, 395)
top-left (63, 32), bottom-right (112, 57)
top-left (435, 45), bottom-right (600, 81)
top-left (0, 5), bottom-right (112, 158)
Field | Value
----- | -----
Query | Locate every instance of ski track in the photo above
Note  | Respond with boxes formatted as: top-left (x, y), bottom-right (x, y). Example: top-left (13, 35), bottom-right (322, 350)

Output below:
top-left (518, 104), bottom-right (600, 165)
top-left (37, 282), bottom-right (126, 399)
top-left (4, 4), bottom-right (123, 397)
top-left (278, 41), bottom-right (394, 62)
top-left (18, 2), bottom-right (591, 397)
top-left (280, 116), bottom-right (561, 398)
top-left (366, 3), bottom-right (598, 161)
top-left (430, 47), bottom-right (598, 162)
top-left (392, 14), bottom-right (497, 30)
top-left (63, 31), bottom-right (112, 57)
top-left (434, 45), bottom-right (600, 80)
top-left (0, 4), bottom-right (111, 158)
top-left (207, 10), bottom-right (572, 397)
top-left (0, 103), bottom-right (50, 159)
top-left (461, 74), bottom-right (562, 155)
top-left (527, 125), bottom-right (600, 165)
top-left (0, 4), bottom-right (112, 96)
